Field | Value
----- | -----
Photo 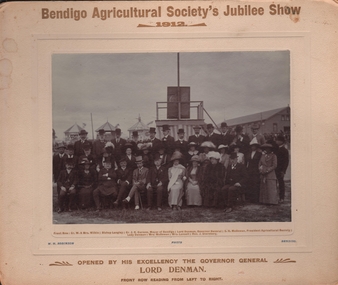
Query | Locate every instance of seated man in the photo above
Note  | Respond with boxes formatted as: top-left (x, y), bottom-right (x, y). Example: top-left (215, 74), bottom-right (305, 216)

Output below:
top-left (222, 152), bottom-right (248, 213)
top-left (122, 156), bottom-right (149, 210)
top-left (57, 158), bottom-right (78, 213)
top-left (113, 157), bottom-right (133, 207)
top-left (146, 154), bottom-right (168, 211)
top-left (93, 157), bottom-right (117, 211)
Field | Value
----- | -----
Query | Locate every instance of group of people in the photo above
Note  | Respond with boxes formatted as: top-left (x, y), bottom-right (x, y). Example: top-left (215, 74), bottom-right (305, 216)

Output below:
top-left (53, 122), bottom-right (289, 213)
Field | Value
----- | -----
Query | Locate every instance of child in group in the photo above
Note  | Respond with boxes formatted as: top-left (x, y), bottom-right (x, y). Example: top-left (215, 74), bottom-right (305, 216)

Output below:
top-left (122, 156), bottom-right (149, 210)
top-left (93, 157), bottom-right (117, 211)
top-left (146, 154), bottom-right (168, 211)
top-left (57, 158), bottom-right (78, 213)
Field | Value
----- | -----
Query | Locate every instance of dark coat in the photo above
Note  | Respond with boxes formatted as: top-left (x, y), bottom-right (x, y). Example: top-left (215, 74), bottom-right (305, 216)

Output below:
top-left (162, 135), bottom-right (175, 155)
top-left (188, 134), bottom-right (206, 147)
top-left (219, 131), bottom-right (234, 146)
top-left (78, 168), bottom-right (97, 188)
top-left (74, 139), bottom-right (93, 157)
top-left (276, 146), bottom-right (289, 173)
top-left (92, 139), bottom-right (106, 163)
top-left (150, 137), bottom-right (162, 154)
top-left (203, 163), bottom-right (225, 188)
top-left (205, 133), bottom-right (222, 148)
top-left (116, 167), bottom-right (133, 184)
top-left (53, 153), bottom-right (66, 182)
top-left (57, 169), bottom-right (78, 189)
top-left (98, 168), bottom-right (117, 187)
top-left (246, 151), bottom-right (262, 176)
top-left (174, 140), bottom-right (189, 154)
top-left (146, 165), bottom-right (168, 187)
top-left (225, 163), bottom-right (248, 187)
top-left (112, 138), bottom-right (127, 161)
top-left (62, 154), bottom-right (78, 170)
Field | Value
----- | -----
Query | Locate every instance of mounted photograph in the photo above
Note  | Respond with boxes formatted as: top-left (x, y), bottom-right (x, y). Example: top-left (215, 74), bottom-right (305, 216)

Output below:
top-left (52, 51), bottom-right (291, 224)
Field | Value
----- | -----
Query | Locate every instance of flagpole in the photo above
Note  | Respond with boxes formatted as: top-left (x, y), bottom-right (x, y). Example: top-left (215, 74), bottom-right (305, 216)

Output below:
top-left (177, 52), bottom-right (181, 120)
top-left (91, 113), bottom-right (94, 140)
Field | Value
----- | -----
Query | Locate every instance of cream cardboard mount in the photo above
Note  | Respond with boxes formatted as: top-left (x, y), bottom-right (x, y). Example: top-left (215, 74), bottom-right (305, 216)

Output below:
top-left (0, 1), bottom-right (337, 284)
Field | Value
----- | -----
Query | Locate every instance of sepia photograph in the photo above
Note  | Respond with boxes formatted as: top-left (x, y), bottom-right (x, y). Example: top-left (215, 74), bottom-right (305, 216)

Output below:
top-left (52, 51), bottom-right (291, 224)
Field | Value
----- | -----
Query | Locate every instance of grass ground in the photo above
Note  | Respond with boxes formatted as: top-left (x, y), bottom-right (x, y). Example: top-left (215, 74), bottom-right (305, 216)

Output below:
top-left (53, 181), bottom-right (291, 224)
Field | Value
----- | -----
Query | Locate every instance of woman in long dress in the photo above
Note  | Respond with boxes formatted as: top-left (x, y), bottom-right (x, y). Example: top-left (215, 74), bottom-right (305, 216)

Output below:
top-left (185, 155), bottom-right (202, 206)
top-left (167, 151), bottom-right (186, 210)
top-left (259, 144), bottom-right (278, 205)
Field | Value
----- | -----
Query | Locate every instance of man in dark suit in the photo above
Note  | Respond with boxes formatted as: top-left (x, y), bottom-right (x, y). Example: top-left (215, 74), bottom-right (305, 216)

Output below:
top-left (113, 157), bottom-right (133, 207)
top-left (146, 154), bottom-right (169, 211)
top-left (230, 125), bottom-right (250, 155)
top-left (245, 140), bottom-right (262, 203)
top-left (188, 125), bottom-right (205, 147)
top-left (161, 124), bottom-right (175, 156)
top-left (222, 152), bottom-right (248, 212)
top-left (275, 135), bottom-right (289, 203)
top-left (219, 122), bottom-right (234, 146)
top-left (74, 129), bottom-right (92, 157)
top-left (148, 127), bottom-right (161, 155)
top-left (112, 128), bottom-right (126, 162)
top-left (92, 129), bottom-right (106, 165)
top-left (62, 144), bottom-right (78, 170)
top-left (53, 143), bottom-right (66, 183)
top-left (205, 123), bottom-right (221, 147)
top-left (174, 128), bottom-right (189, 164)
top-left (57, 158), bottom-right (78, 213)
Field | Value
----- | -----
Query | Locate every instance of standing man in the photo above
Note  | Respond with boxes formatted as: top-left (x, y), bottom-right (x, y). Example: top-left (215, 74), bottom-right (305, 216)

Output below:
top-left (188, 125), bottom-right (205, 147)
top-left (219, 122), bottom-right (233, 146)
top-left (130, 131), bottom-right (140, 155)
top-left (230, 125), bottom-right (250, 155)
top-left (112, 128), bottom-right (126, 162)
top-left (53, 142), bottom-right (66, 183)
top-left (205, 124), bottom-right (221, 147)
top-left (74, 129), bottom-right (92, 157)
top-left (92, 129), bottom-right (106, 165)
top-left (175, 128), bottom-right (189, 157)
top-left (149, 127), bottom-right (161, 155)
top-left (161, 125), bottom-right (175, 156)
top-left (275, 135), bottom-right (289, 203)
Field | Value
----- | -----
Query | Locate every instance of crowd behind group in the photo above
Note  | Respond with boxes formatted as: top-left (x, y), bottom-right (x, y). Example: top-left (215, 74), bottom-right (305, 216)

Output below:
top-left (53, 122), bottom-right (290, 213)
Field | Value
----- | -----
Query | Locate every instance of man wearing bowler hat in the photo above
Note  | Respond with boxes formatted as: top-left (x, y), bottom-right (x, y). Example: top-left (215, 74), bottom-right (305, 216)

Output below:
top-left (188, 125), bottom-right (205, 147)
top-left (92, 129), bottom-right (106, 165)
top-left (148, 127), bottom-right (161, 155)
top-left (74, 129), bottom-right (92, 157)
top-left (161, 124), bottom-right (175, 156)
top-left (113, 157), bottom-right (133, 207)
top-left (112, 128), bottom-right (126, 162)
top-left (220, 122), bottom-right (234, 146)
top-left (175, 128), bottom-right (189, 154)
top-left (205, 123), bottom-right (221, 147)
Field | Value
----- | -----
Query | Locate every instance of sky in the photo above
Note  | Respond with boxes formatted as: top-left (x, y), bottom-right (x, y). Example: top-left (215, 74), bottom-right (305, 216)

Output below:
top-left (52, 51), bottom-right (290, 140)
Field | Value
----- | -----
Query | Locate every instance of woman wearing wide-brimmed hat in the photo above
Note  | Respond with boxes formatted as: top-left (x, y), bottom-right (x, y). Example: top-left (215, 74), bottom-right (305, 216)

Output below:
top-left (186, 142), bottom-right (199, 164)
top-left (185, 155), bottom-right (202, 206)
top-left (167, 151), bottom-right (186, 210)
top-left (202, 151), bottom-right (225, 207)
top-left (258, 144), bottom-right (278, 205)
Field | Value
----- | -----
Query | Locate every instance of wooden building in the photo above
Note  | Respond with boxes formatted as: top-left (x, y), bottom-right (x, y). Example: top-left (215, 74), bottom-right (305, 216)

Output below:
top-left (219, 106), bottom-right (291, 136)
top-left (64, 123), bottom-right (85, 143)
